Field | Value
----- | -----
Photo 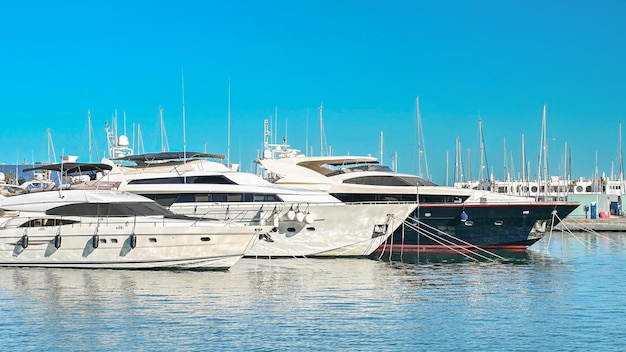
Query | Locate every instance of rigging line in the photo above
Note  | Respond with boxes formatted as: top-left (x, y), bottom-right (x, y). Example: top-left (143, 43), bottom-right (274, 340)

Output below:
top-left (399, 215), bottom-right (505, 260)
top-left (395, 216), bottom-right (500, 262)
top-left (553, 213), bottom-right (624, 248)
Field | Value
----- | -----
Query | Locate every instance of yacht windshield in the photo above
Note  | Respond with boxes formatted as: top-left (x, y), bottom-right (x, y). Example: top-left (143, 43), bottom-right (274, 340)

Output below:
top-left (46, 202), bottom-right (173, 217)
top-left (343, 175), bottom-right (437, 186)
top-left (127, 175), bottom-right (236, 185)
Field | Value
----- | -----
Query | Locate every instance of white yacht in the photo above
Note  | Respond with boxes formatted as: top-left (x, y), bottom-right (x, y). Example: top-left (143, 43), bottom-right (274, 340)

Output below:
top-left (0, 190), bottom-right (269, 269)
top-left (30, 153), bottom-right (417, 258)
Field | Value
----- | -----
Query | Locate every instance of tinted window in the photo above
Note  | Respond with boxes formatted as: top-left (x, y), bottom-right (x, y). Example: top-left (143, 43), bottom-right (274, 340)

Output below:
top-left (343, 176), bottom-right (437, 186)
top-left (46, 202), bottom-right (172, 217)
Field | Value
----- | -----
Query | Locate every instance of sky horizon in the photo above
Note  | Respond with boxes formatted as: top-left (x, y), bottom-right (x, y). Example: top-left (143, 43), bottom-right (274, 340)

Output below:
top-left (1, 1), bottom-right (625, 185)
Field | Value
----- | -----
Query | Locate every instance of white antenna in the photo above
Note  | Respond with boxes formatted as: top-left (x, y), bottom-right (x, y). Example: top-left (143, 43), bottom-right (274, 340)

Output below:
top-left (416, 96), bottom-right (430, 179)
top-left (159, 106), bottom-right (170, 152)
top-left (227, 77), bottom-right (231, 166)
top-left (478, 117), bottom-right (488, 180)
top-left (47, 128), bottom-right (57, 163)
top-left (137, 123), bottom-right (143, 154)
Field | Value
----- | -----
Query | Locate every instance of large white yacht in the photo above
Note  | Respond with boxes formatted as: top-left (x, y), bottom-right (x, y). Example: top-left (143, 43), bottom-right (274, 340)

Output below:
top-left (29, 152), bottom-right (416, 258)
top-left (0, 190), bottom-right (269, 269)
top-left (256, 143), bottom-right (580, 252)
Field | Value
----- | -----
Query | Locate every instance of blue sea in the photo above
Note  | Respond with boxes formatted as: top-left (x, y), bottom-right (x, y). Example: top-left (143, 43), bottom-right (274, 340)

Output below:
top-left (1, 231), bottom-right (625, 351)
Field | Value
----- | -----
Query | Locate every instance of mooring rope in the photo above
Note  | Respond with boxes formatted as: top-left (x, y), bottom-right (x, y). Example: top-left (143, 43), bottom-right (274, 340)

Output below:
top-left (382, 214), bottom-right (504, 262)
top-left (551, 212), bottom-right (624, 249)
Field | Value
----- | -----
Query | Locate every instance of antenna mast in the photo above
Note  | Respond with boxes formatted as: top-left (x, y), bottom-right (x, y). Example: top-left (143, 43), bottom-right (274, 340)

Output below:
top-left (416, 96), bottom-right (430, 179)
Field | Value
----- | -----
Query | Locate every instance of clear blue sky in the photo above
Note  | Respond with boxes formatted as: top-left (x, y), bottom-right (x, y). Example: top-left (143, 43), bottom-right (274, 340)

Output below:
top-left (1, 0), bottom-right (625, 185)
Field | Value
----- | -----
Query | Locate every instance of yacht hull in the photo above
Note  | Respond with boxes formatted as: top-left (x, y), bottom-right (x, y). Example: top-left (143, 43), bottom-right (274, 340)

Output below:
top-left (176, 202), bottom-right (417, 257)
top-left (0, 225), bottom-right (263, 270)
top-left (375, 202), bottom-right (579, 253)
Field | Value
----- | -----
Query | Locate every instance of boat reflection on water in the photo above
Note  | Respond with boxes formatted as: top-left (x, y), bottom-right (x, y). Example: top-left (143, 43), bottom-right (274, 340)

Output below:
top-left (371, 247), bottom-right (553, 265)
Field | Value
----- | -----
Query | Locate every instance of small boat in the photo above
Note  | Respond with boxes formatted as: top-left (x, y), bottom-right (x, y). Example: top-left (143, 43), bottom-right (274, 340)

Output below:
top-left (0, 190), bottom-right (270, 270)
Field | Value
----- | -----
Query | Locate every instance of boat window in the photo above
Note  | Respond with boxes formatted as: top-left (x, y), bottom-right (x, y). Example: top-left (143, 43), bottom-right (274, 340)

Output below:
top-left (253, 194), bottom-right (281, 202)
top-left (195, 194), bottom-right (210, 202)
top-left (127, 175), bottom-right (236, 185)
top-left (140, 194), bottom-right (180, 207)
top-left (19, 218), bottom-right (80, 227)
top-left (128, 177), bottom-right (186, 184)
top-left (192, 175), bottom-right (236, 184)
top-left (343, 175), bottom-right (437, 187)
top-left (331, 193), bottom-right (467, 203)
top-left (139, 192), bottom-right (281, 204)
top-left (227, 194), bottom-right (243, 202)
top-left (210, 193), bottom-right (227, 202)
top-left (46, 202), bottom-right (173, 217)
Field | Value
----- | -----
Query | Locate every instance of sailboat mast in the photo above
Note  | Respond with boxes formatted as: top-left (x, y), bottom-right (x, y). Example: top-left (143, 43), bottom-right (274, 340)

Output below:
top-left (521, 133), bottom-right (526, 183)
top-left (445, 150), bottom-right (449, 186)
top-left (227, 78), bottom-right (231, 166)
top-left (88, 110), bottom-right (92, 163)
top-left (417, 96), bottom-right (422, 178)
top-left (379, 130), bottom-right (384, 165)
top-left (305, 108), bottom-right (309, 157)
top-left (181, 69), bottom-right (187, 160)
top-left (619, 121), bottom-right (624, 187)
top-left (542, 103), bottom-right (548, 194)
top-left (503, 135), bottom-right (508, 181)
top-left (319, 103), bottom-right (324, 156)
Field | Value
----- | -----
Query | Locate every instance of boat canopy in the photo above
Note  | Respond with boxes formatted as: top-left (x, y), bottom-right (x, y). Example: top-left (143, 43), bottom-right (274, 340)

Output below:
top-left (24, 162), bottom-right (113, 174)
top-left (113, 152), bottom-right (225, 166)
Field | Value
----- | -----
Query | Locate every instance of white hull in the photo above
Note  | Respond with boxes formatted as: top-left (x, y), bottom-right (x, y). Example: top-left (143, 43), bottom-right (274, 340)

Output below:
top-left (173, 202), bottom-right (416, 257)
top-left (0, 224), bottom-right (262, 270)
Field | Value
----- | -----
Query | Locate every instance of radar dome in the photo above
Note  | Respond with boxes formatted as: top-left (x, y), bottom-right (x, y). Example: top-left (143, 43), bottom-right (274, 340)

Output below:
top-left (118, 135), bottom-right (129, 147)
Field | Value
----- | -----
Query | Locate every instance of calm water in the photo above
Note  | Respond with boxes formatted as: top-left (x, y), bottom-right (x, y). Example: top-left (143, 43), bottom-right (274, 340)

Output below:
top-left (1, 232), bottom-right (626, 351)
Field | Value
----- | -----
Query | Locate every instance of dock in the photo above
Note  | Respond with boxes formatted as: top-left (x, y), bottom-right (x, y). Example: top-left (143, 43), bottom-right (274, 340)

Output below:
top-left (556, 217), bottom-right (626, 232)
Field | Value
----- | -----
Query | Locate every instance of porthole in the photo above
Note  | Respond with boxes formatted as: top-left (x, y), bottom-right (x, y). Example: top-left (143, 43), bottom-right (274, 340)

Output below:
top-left (111, 238), bottom-right (118, 244)
top-left (464, 221), bottom-right (474, 226)
top-left (424, 213), bottom-right (432, 217)
top-left (149, 238), bottom-right (157, 243)
top-left (494, 220), bottom-right (503, 226)
top-left (522, 210), bottom-right (529, 215)
top-left (200, 237), bottom-right (211, 242)
top-left (576, 186), bottom-right (583, 192)
top-left (306, 227), bottom-right (316, 231)
top-left (287, 227), bottom-right (296, 232)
